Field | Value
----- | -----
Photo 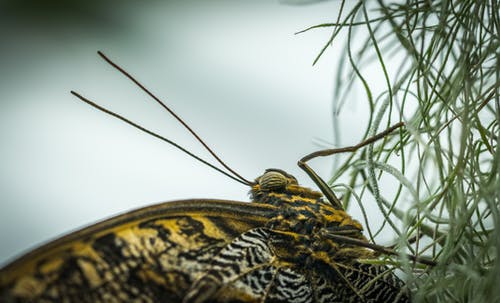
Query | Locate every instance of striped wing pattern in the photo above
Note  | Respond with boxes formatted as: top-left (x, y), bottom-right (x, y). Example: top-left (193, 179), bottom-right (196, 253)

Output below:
top-left (185, 227), bottom-right (409, 303)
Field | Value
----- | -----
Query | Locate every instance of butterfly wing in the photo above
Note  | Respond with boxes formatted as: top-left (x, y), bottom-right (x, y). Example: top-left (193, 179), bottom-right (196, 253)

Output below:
top-left (184, 227), bottom-right (318, 303)
top-left (0, 199), bottom-right (277, 302)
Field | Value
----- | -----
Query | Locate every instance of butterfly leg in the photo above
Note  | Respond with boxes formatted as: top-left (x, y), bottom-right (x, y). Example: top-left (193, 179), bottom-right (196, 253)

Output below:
top-left (297, 122), bottom-right (405, 209)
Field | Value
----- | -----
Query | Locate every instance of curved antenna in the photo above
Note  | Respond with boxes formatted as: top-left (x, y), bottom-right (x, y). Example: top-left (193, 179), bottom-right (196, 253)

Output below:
top-left (96, 51), bottom-right (253, 185)
top-left (71, 91), bottom-right (249, 186)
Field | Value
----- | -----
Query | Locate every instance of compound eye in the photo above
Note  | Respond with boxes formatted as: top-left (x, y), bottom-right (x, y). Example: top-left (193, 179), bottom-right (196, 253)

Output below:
top-left (259, 170), bottom-right (288, 192)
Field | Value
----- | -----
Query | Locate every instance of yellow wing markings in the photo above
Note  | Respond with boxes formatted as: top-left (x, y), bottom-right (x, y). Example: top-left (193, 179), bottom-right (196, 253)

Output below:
top-left (0, 199), bottom-right (277, 286)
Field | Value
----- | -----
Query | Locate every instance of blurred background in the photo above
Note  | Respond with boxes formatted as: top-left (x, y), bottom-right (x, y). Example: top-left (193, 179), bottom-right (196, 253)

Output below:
top-left (0, 0), bottom-right (377, 264)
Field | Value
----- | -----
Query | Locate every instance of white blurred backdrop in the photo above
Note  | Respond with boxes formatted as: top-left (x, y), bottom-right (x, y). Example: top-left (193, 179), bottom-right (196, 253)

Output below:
top-left (0, 1), bottom-right (380, 265)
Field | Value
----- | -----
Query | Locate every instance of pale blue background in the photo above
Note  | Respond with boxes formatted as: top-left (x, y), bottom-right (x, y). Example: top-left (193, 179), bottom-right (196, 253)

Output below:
top-left (0, 1), bottom-right (388, 265)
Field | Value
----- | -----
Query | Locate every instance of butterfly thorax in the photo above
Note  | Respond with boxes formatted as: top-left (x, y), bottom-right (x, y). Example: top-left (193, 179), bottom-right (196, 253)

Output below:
top-left (249, 169), bottom-right (375, 265)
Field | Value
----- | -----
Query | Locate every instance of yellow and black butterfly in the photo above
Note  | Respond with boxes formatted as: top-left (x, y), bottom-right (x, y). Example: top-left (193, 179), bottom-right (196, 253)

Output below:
top-left (0, 52), bottom-right (433, 303)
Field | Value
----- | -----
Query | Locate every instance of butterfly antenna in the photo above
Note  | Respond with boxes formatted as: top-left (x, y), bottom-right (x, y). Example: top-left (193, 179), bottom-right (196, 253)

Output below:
top-left (95, 51), bottom-right (253, 185)
top-left (70, 91), bottom-right (249, 186)
top-left (71, 51), bottom-right (253, 186)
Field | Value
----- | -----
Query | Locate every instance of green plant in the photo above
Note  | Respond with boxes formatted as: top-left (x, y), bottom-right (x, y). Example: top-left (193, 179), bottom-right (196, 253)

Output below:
top-left (300, 1), bottom-right (499, 302)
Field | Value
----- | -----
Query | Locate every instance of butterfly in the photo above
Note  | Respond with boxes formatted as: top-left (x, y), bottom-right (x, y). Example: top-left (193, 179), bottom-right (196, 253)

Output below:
top-left (0, 52), bottom-right (432, 303)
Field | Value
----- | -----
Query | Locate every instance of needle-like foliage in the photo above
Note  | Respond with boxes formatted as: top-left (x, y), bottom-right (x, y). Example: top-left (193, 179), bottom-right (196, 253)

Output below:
top-left (299, 1), bottom-right (499, 302)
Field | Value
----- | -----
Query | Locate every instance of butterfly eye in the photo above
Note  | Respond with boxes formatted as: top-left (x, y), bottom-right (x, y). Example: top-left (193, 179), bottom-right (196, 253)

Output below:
top-left (258, 170), bottom-right (289, 192)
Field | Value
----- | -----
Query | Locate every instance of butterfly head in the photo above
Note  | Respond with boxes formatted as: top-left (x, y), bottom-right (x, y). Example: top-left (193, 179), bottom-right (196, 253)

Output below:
top-left (250, 169), bottom-right (323, 204)
top-left (255, 169), bottom-right (297, 191)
